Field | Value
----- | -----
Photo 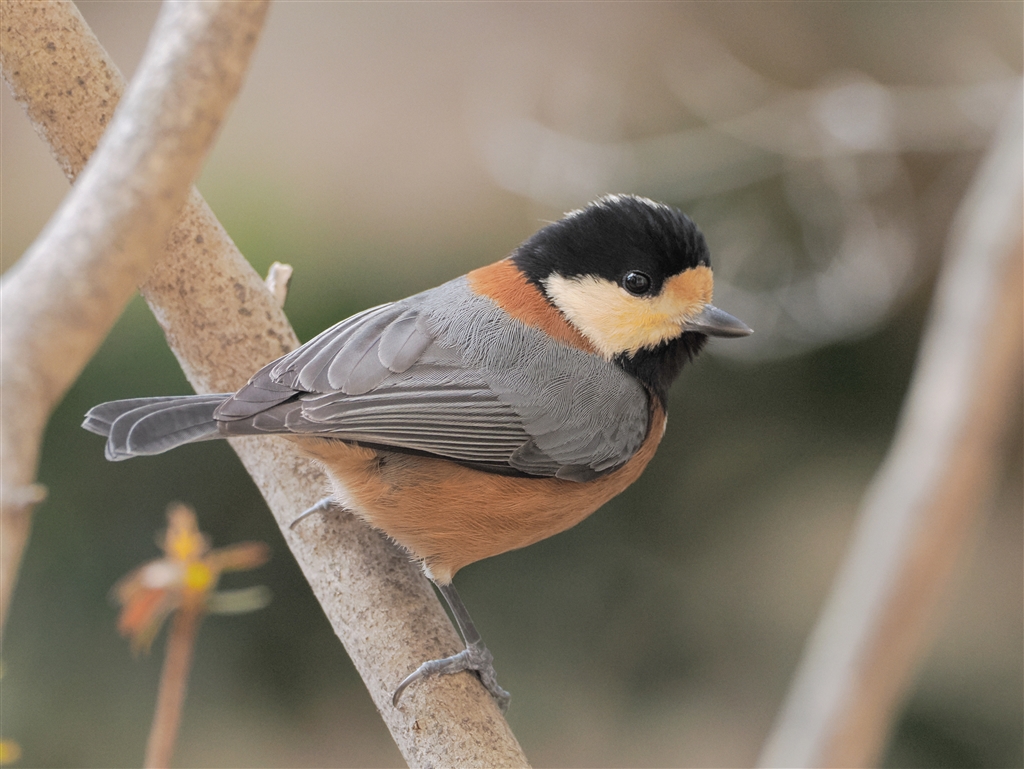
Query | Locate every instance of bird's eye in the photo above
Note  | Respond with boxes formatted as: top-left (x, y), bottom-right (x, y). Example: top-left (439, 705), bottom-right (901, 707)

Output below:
top-left (621, 270), bottom-right (652, 296)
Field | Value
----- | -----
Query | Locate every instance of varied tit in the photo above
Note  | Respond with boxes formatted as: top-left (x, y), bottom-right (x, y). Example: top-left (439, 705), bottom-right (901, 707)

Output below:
top-left (84, 194), bottom-right (752, 711)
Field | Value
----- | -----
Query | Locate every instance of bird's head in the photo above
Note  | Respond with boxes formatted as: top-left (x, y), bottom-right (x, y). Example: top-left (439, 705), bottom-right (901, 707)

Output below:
top-left (512, 195), bottom-right (752, 364)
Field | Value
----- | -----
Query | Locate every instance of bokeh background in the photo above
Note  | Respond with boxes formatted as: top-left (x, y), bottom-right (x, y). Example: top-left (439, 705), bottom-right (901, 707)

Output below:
top-left (2, 2), bottom-right (1021, 767)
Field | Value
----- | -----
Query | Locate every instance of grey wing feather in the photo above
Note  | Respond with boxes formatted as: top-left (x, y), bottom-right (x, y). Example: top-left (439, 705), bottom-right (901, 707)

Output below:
top-left (378, 310), bottom-right (433, 372)
top-left (277, 304), bottom-right (416, 395)
top-left (214, 304), bottom-right (407, 422)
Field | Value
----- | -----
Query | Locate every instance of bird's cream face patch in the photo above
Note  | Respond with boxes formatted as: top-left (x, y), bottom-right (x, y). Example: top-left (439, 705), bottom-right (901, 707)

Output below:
top-left (543, 265), bottom-right (714, 358)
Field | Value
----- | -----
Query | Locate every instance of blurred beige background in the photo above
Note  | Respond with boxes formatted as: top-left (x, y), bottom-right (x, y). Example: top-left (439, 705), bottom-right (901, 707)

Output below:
top-left (2, 2), bottom-right (1020, 767)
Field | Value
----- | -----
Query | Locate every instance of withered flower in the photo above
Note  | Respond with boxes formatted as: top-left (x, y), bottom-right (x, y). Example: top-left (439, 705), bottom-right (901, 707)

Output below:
top-left (113, 503), bottom-right (270, 652)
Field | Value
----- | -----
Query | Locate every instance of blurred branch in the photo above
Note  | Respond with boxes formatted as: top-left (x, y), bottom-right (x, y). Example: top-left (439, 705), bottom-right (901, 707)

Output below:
top-left (0, 0), bottom-right (268, 634)
top-left (0, 2), bottom-right (528, 766)
top-left (758, 92), bottom-right (1023, 768)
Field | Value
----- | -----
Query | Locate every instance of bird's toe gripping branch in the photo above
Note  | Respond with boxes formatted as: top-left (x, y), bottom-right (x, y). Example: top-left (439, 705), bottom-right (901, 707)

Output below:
top-left (393, 642), bottom-right (511, 713)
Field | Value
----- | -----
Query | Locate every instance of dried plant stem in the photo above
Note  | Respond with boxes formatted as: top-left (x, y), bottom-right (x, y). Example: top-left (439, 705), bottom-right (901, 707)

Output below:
top-left (145, 608), bottom-right (202, 769)
top-left (758, 90), bottom-right (1023, 768)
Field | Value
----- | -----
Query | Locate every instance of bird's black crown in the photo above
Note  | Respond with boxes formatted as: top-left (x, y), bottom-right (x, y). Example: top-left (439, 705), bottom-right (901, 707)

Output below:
top-left (512, 194), bottom-right (711, 294)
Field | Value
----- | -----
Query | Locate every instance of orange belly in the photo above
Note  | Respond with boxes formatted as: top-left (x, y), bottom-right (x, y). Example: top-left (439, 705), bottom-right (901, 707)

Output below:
top-left (295, 403), bottom-right (665, 584)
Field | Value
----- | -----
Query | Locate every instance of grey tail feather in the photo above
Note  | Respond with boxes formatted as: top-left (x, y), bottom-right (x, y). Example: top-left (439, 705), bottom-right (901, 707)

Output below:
top-left (83, 394), bottom-right (232, 461)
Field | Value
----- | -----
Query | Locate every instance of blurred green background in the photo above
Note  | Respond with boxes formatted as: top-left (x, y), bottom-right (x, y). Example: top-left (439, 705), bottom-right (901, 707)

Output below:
top-left (2, 2), bottom-right (1021, 767)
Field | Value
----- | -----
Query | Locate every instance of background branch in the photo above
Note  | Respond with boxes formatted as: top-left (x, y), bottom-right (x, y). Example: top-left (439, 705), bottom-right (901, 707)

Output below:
top-left (0, 0), bottom-right (267, 633)
top-left (1, 2), bottom-right (528, 765)
top-left (758, 93), bottom-right (1023, 768)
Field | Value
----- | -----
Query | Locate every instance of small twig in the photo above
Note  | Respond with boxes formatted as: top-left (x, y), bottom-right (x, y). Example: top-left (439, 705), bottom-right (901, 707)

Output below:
top-left (758, 90), bottom-right (1023, 768)
top-left (265, 261), bottom-right (294, 308)
top-left (145, 607), bottom-right (201, 769)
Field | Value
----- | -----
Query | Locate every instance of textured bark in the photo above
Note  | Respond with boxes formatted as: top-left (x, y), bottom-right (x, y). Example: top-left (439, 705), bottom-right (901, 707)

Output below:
top-left (1, 2), bottom-right (528, 765)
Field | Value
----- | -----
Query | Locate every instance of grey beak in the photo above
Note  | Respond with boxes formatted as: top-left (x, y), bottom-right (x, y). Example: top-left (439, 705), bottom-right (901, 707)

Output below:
top-left (684, 304), bottom-right (753, 338)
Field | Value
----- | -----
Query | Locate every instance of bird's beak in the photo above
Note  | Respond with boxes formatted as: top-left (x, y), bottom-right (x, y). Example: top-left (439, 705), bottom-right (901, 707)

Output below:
top-left (683, 304), bottom-right (753, 338)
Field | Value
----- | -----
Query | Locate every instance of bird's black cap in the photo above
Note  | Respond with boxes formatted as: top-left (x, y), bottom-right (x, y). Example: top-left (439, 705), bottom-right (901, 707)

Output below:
top-left (512, 194), bottom-right (711, 295)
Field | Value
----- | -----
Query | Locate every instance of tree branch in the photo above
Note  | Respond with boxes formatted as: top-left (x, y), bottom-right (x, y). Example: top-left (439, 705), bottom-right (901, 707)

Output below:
top-left (758, 89), bottom-right (1023, 768)
top-left (1, 2), bottom-right (528, 765)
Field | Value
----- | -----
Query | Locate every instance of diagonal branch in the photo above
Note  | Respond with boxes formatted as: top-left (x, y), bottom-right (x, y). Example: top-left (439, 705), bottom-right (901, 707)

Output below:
top-left (758, 89), bottom-right (1023, 768)
top-left (1, 2), bottom-right (528, 766)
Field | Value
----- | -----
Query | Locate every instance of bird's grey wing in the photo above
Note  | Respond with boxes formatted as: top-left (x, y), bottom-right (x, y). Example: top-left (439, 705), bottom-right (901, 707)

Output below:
top-left (214, 303), bottom-right (424, 421)
top-left (258, 372), bottom-right (538, 471)
top-left (416, 279), bottom-right (651, 478)
top-left (216, 278), bottom-right (650, 479)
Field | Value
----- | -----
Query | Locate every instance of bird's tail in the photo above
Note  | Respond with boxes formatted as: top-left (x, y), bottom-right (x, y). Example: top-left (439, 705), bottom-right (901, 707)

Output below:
top-left (82, 394), bottom-right (232, 461)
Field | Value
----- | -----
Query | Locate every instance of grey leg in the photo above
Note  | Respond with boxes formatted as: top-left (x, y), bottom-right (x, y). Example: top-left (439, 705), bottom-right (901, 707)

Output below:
top-left (392, 581), bottom-right (511, 712)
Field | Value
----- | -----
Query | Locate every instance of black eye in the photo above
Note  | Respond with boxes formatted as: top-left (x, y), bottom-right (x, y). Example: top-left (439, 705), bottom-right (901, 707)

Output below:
top-left (621, 270), bottom-right (652, 296)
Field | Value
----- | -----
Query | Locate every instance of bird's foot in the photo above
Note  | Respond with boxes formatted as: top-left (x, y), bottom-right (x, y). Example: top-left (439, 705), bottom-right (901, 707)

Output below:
top-left (393, 642), bottom-right (511, 713)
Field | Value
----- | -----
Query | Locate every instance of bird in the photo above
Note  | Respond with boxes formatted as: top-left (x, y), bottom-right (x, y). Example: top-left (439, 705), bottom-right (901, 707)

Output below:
top-left (83, 194), bottom-right (751, 712)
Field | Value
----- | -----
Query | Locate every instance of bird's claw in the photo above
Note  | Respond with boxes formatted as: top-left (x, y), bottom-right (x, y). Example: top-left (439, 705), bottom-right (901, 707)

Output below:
top-left (289, 496), bottom-right (335, 530)
top-left (393, 643), bottom-right (511, 713)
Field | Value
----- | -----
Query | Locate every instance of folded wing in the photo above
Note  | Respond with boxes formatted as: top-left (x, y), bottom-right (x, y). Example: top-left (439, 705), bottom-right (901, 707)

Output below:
top-left (215, 277), bottom-right (650, 481)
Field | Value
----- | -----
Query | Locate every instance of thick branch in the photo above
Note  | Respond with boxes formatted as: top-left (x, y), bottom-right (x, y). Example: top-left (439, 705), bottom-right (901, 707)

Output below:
top-left (758, 91), bottom-right (1023, 768)
top-left (0, 0), bottom-right (267, 630)
top-left (1, 2), bottom-right (528, 765)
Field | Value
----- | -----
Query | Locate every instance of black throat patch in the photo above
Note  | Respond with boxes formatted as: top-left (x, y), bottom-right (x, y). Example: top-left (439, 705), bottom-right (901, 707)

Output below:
top-left (615, 332), bottom-right (708, 408)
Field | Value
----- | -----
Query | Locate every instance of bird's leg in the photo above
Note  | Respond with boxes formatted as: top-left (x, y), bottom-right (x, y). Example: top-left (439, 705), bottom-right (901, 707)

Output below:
top-left (292, 498), bottom-right (510, 710)
top-left (288, 496), bottom-right (335, 529)
top-left (392, 580), bottom-right (511, 712)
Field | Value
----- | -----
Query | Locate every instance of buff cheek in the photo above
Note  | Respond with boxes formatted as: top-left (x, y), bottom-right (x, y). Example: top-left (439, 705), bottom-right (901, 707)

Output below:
top-left (543, 265), bottom-right (715, 358)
